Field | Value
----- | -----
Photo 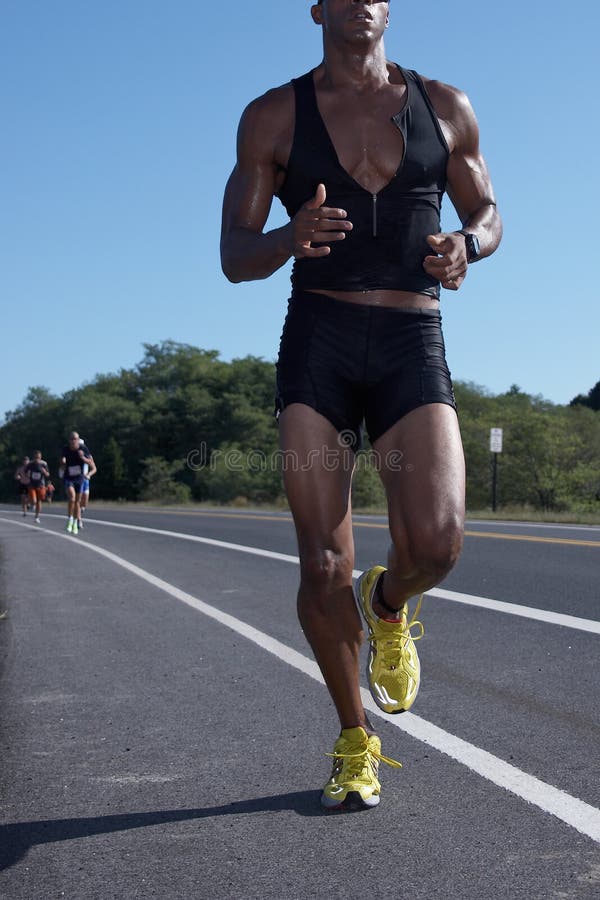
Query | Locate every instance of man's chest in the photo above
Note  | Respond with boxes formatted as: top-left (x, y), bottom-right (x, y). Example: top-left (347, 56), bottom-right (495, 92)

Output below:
top-left (317, 88), bottom-right (407, 193)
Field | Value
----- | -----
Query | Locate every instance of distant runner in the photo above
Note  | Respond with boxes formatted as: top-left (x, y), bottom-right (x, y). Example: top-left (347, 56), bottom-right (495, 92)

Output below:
top-left (77, 438), bottom-right (97, 529)
top-left (60, 431), bottom-right (93, 535)
top-left (26, 451), bottom-right (50, 524)
top-left (14, 456), bottom-right (31, 516)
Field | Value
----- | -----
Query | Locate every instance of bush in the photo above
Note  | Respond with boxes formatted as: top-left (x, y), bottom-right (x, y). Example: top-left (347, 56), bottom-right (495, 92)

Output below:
top-left (352, 454), bottom-right (386, 509)
top-left (137, 456), bottom-right (191, 504)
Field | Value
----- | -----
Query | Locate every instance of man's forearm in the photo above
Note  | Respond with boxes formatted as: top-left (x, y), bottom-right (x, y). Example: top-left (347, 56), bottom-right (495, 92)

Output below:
top-left (221, 224), bottom-right (293, 283)
top-left (461, 203), bottom-right (503, 260)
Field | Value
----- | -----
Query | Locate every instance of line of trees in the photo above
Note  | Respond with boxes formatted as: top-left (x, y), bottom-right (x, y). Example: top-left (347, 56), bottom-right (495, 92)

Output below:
top-left (1, 341), bottom-right (599, 514)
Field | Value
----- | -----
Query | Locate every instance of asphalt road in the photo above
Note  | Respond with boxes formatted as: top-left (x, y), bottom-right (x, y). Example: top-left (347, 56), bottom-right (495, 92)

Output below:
top-left (0, 503), bottom-right (599, 899)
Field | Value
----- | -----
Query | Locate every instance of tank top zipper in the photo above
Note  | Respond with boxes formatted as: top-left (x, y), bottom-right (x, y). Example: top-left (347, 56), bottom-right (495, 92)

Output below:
top-left (372, 193), bottom-right (378, 237)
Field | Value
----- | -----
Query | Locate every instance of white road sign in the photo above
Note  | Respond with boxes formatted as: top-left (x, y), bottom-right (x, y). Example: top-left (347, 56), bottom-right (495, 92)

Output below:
top-left (490, 428), bottom-right (503, 453)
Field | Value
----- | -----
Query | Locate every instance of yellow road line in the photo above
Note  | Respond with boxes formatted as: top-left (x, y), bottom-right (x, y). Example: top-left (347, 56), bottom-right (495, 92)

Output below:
top-left (94, 506), bottom-right (288, 524)
top-left (463, 530), bottom-right (600, 548)
top-left (351, 520), bottom-right (600, 547)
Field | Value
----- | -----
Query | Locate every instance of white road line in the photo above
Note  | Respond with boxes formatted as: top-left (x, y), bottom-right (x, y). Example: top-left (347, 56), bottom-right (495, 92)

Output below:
top-left (425, 587), bottom-right (600, 635)
top-left (2, 516), bottom-right (600, 844)
top-left (38, 513), bottom-right (600, 636)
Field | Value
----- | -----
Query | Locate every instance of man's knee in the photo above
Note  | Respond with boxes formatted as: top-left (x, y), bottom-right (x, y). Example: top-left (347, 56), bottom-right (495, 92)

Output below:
top-left (394, 515), bottom-right (464, 580)
top-left (299, 547), bottom-right (354, 594)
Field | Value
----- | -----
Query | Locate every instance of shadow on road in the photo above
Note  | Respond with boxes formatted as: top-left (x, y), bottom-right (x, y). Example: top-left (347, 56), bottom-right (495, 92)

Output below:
top-left (1, 789), bottom-right (367, 871)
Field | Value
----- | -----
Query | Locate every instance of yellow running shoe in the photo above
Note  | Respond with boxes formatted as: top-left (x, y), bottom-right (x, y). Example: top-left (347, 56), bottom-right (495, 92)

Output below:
top-left (356, 566), bottom-right (424, 714)
top-left (321, 726), bottom-right (402, 810)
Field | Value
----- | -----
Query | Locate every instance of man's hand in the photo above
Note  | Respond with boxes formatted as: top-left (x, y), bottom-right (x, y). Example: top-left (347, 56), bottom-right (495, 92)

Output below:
top-left (291, 183), bottom-right (353, 258)
top-left (423, 232), bottom-right (468, 291)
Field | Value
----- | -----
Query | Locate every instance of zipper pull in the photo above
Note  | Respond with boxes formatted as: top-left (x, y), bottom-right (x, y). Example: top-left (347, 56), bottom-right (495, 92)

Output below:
top-left (372, 193), bottom-right (378, 237)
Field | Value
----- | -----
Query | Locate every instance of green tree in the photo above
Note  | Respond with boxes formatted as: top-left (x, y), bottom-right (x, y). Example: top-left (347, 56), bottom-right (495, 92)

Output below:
top-left (137, 457), bottom-right (191, 504)
top-left (96, 436), bottom-right (128, 499)
top-left (352, 454), bottom-right (386, 509)
top-left (2, 349), bottom-right (598, 516)
top-left (571, 379), bottom-right (600, 412)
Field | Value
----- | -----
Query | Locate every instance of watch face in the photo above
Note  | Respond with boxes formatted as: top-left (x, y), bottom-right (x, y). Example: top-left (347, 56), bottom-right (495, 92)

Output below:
top-left (465, 232), bottom-right (480, 262)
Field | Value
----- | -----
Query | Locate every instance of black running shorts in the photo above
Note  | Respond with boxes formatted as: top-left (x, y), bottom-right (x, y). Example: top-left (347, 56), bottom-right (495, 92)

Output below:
top-left (275, 290), bottom-right (457, 452)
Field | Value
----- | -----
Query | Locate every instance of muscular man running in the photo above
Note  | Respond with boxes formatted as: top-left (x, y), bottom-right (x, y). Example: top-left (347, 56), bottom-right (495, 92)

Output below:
top-left (221, 0), bottom-right (502, 810)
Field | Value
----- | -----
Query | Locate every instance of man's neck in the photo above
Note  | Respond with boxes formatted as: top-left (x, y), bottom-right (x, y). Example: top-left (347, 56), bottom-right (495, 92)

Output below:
top-left (319, 41), bottom-right (390, 90)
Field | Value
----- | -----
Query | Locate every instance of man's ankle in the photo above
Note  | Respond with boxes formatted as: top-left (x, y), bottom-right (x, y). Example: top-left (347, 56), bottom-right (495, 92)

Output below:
top-left (340, 723), bottom-right (376, 737)
top-left (374, 572), bottom-right (402, 619)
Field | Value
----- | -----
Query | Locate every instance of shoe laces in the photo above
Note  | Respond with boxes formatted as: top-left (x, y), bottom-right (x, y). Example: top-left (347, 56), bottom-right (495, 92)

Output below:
top-left (369, 594), bottom-right (425, 669)
top-left (326, 738), bottom-right (402, 779)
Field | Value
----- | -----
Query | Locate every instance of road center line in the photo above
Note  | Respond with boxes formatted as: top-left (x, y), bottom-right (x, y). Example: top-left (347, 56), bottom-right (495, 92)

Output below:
top-left (2, 516), bottom-right (599, 844)
top-left (357, 521), bottom-right (600, 547)
top-left (39, 514), bottom-right (600, 636)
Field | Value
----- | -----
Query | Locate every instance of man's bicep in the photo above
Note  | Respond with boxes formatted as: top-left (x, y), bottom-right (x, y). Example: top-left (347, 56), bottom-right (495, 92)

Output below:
top-left (221, 160), bottom-right (276, 236)
top-left (222, 102), bottom-right (279, 236)
top-left (445, 94), bottom-right (497, 224)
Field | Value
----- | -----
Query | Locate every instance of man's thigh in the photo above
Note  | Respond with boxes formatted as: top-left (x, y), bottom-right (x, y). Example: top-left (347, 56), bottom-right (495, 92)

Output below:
top-left (278, 403), bottom-right (355, 560)
top-left (373, 403), bottom-right (465, 538)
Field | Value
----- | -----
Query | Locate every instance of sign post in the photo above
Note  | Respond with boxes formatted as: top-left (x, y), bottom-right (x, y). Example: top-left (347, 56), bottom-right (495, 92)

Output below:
top-left (490, 428), bottom-right (503, 512)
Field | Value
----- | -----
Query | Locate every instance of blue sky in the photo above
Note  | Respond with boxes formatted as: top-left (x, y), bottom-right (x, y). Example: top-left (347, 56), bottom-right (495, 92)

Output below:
top-left (2, 0), bottom-right (599, 423)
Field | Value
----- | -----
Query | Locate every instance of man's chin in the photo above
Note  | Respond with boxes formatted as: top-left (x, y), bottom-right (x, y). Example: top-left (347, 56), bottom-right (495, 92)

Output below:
top-left (345, 24), bottom-right (381, 43)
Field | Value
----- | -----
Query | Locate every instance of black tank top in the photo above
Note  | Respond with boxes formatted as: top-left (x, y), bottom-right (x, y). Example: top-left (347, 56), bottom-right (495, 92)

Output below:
top-left (278, 67), bottom-right (449, 298)
top-left (27, 461), bottom-right (47, 487)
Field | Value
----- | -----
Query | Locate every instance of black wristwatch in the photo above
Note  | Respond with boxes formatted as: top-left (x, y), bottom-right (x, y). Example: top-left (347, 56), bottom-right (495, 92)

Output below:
top-left (457, 229), bottom-right (481, 263)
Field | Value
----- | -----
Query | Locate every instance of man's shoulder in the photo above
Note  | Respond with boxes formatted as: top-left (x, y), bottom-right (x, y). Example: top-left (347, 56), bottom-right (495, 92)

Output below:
top-left (238, 80), bottom-right (298, 155)
top-left (242, 79), bottom-right (296, 125)
top-left (418, 73), bottom-right (472, 121)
